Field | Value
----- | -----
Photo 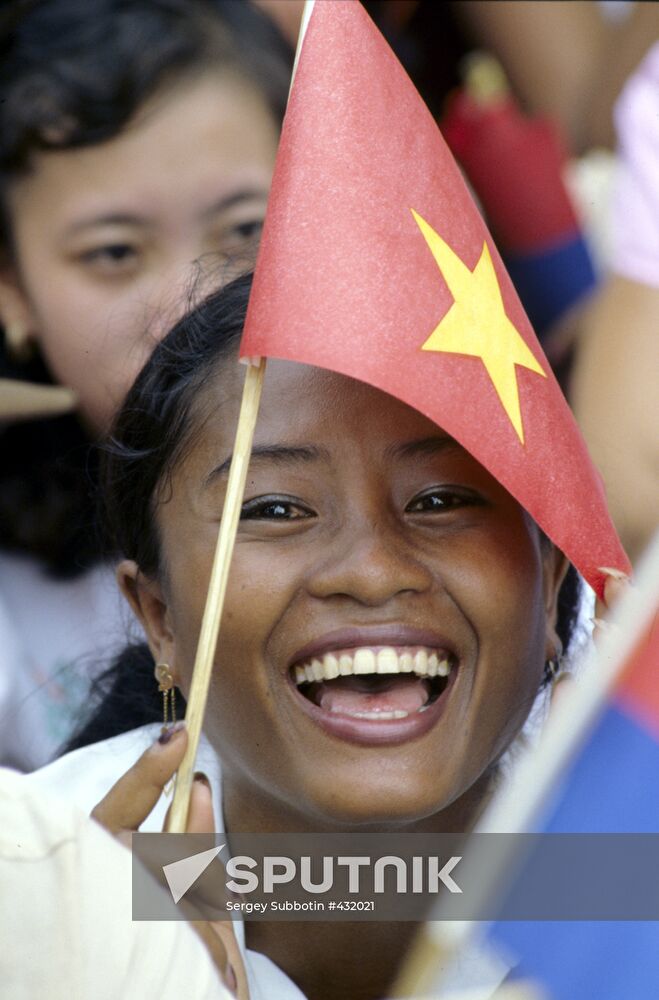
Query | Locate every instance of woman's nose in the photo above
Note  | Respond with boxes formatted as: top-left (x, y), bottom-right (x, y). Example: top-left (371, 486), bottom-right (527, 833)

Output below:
top-left (306, 516), bottom-right (434, 607)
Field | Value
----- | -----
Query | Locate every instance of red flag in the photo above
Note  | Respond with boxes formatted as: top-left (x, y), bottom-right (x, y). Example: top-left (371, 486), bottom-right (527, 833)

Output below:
top-left (241, 0), bottom-right (629, 598)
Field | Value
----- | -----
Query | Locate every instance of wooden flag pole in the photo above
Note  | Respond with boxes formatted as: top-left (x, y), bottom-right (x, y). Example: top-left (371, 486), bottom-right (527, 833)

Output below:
top-left (167, 358), bottom-right (265, 832)
top-left (166, 0), bottom-right (316, 834)
top-left (0, 378), bottom-right (76, 421)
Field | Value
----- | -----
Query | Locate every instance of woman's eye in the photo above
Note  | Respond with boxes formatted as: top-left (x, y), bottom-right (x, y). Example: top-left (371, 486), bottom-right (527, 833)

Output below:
top-left (232, 219), bottom-right (263, 241)
top-left (219, 218), bottom-right (264, 252)
top-left (78, 244), bottom-right (139, 273)
top-left (240, 496), bottom-right (313, 521)
top-left (406, 488), bottom-right (481, 513)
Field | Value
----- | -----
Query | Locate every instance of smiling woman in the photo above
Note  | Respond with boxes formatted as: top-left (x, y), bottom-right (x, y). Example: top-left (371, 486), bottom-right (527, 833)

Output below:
top-left (28, 272), bottom-right (580, 1000)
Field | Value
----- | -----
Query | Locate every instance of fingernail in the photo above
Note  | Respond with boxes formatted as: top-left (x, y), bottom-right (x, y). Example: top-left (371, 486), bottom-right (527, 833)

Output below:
top-left (193, 771), bottom-right (211, 789)
top-left (158, 721), bottom-right (186, 745)
top-left (597, 566), bottom-right (630, 582)
top-left (224, 963), bottom-right (238, 995)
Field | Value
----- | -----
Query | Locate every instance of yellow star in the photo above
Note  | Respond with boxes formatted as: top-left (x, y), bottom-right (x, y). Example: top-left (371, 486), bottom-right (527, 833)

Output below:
top-left (412, 209), bottom-right (546, 444)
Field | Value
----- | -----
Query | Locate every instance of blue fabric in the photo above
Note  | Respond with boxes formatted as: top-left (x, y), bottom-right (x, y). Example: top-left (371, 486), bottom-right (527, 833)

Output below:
top-left (542, 704), bottom-right (659, 833)
top-left (488, 707), bottom-right (659, 998)
top-left (505, 236), bottom-right (597, 337)
top-left (498, 920), bottom-right (659, 1000)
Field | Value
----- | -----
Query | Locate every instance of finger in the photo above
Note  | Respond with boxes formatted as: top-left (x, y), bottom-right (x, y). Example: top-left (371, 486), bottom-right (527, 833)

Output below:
top-left (593, 569), bottom-right (632, 641)
top-left (91, 723), bottom-right (187, 832)
top-left (190, 920), bottom-right (229, 979)
top-left (603, 572), bottom-right (630, 611)
top-left (596, 567), bottom-right (631, 616)
top-left (187, 772), bottom-right (216, 834)
top-left (190, 920), bottom-right (249, 998)
top-left (209, 921), bottom-right (250, 999)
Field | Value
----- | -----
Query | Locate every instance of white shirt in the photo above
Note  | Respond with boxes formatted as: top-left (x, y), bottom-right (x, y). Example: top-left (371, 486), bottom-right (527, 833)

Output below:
top-left (23, 725), bottom-right (509, 999)
top-left (0, 552), bottom-right (130, 770)
top-left (0, 765), bottom-right (231, 1000)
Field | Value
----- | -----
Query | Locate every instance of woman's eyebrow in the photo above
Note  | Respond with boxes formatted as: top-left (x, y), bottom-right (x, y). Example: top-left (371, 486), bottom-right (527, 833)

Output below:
top-left (63, 190), bottom-right (269, 236)
top-left (63, 212), bottom-right (150, 236)
top-left (385, 435), bottom-right (463, 462)
top-left (200, 188), bottom-right (269, 218)
top-left (205, 444), bottom-right (330, 486)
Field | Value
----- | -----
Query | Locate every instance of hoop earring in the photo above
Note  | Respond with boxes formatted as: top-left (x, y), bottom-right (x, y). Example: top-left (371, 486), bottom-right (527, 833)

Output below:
top-left (155, 663), bottom-right (177, 730)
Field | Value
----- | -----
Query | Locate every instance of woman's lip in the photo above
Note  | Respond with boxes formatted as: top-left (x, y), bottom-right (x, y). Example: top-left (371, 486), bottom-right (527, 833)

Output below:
top-left (287, 668), bottom-right (457, 747)
top-left (287, 625), bottom-right (457, 669)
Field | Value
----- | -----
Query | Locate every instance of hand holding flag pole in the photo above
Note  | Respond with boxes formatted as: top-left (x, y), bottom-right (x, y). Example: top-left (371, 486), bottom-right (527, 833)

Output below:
top-left (166, 0), bottom-right (316, 835)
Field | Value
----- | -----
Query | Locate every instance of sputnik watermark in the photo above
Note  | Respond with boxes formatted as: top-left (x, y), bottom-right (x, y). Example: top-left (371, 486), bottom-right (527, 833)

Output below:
top-left (163, 848), bottom-right (462, 904)
top-left (134, 832), bottom-right (659, 922)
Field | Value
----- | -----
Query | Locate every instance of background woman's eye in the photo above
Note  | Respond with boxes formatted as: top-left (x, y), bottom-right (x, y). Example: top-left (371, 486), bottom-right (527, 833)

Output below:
top-left (406, 488), bottom-right (480, 513)
top-left (232, 219), bottom-right (263, 241)
top-left (219, 219), bottom-right (264, 252)
top-left (240, 496), bottom-right (313, 521)
top-left (79, 244), bottom-right (139, 272)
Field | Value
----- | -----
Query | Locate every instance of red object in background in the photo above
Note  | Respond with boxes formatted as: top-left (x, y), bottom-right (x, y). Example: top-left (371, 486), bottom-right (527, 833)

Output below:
top-left (442, 87), bottom-right (580, 255)
top-left (241, 0), bottom-right (629, 596)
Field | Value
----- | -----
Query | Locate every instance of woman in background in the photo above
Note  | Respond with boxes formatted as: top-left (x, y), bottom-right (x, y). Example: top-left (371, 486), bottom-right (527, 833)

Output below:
top-left (0, 0), bottom-right (291, 768)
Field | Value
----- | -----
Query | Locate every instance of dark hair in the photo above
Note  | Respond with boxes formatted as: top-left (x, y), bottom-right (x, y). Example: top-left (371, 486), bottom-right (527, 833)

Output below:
top-left (64, 271), bottom-right (251, 751)
top-left (102, 269), bottom-right (251, 573)
top-left (64, 270), bottom-right (583, 751)
top-left (0, 0), bottom-right (291, 575)
top-left (0, 0), bottom-right (290, 230)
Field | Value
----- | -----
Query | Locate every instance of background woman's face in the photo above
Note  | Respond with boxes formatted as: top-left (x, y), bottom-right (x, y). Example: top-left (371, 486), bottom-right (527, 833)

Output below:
top-left (141, 362), bottom-right (564, 829)
top-left (1, 73), bottom-right (278, 433)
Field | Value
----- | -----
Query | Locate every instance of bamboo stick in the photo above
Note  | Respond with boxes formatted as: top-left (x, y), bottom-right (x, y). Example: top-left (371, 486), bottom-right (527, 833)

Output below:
top-left (0, 379), bottom-right (76, 421)
top-left (167, 358), bottom-right (265, 832)
top-left (166, 0), bottom-right (315, 834)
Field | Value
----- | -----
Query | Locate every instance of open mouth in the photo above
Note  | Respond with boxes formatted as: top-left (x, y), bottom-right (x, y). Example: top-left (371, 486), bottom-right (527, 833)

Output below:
top-left (290, 646), bottom-right (456, 723)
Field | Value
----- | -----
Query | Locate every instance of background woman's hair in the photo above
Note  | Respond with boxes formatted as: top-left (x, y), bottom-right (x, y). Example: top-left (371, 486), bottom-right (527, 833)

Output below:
top-left (0, 0), bottom-right (291, 576)
top-left (63, 270), bottom-right (583, 753)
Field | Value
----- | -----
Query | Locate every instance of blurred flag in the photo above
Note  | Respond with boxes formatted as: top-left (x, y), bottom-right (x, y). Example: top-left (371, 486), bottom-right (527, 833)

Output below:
top-left (241, 0), bottom-right (627, 596)
top-left (481, 539), bottom-right (659, 1000)
top-left (442, 54), bottom-right (597, 338)
top-left (407, 537), bottom-right (659, 1000)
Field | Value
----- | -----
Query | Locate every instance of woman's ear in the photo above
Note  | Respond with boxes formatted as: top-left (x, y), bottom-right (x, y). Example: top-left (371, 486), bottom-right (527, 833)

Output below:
top-left (117, 560), bottom-right (180, 682)
top-left (0, 269), bottom-right (38, 360)
top-left (542, 544), bottom-right (570, 660)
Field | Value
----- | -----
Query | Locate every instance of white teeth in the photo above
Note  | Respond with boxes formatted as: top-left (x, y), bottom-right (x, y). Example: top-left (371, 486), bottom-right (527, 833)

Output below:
top-left (339, 654), bottom-right (353, 676)
top-left (323, 653), bottom-right (340, 680)
top-left (376, 647), bottom-right (399, 673)
top-left (353, 648), bottom-right (376, 674)
top-left (294, 647), bottom-right (455, 684)
top-left (331, 709), bottom-right (409, 720)
top-left (399, 652), bottom-right (414, 673)
top-left (414, 650), bottom-right (429, 676)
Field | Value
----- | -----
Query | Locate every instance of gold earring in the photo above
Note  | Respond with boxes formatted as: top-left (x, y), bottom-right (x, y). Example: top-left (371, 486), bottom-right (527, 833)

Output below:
top-left (543, 638), bottom-right (565, 687)
top-left (4, 322), bottom-right (34, 363)
top-left (155, 663), bottom-right (177, 730)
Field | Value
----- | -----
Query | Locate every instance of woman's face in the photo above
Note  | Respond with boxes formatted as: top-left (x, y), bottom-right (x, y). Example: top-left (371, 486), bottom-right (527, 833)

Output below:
top-left (129, 362), bottom-right (565, 830)
top-left (0, 73), bottom-right (278, 433)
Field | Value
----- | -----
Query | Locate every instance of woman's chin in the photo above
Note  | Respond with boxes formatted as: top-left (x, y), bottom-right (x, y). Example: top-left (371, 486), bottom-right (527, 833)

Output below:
top-left (294, 777), bottom-right (463, 830)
